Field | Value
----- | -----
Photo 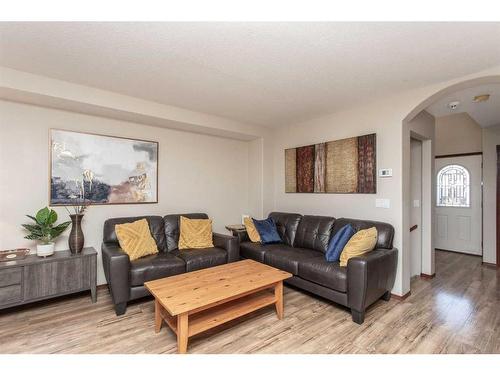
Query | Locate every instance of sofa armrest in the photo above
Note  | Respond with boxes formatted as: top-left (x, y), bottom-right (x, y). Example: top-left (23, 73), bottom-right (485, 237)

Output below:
top-left (213, 232), bottom-right (239, 263)
top-left (101, 242), bottom-right (131, 305)
top-left (347, 247), bottom-right (398, 313)
top-left (236, 229), bottom-right (250, 243)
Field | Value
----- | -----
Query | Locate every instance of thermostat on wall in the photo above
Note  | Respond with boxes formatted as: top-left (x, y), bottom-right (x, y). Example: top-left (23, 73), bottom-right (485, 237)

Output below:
top-left (379, 168), bottom-right (392, 178)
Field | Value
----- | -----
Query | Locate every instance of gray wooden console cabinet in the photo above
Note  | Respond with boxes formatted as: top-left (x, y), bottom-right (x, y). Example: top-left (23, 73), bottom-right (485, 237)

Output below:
top-left (0, 247), bottom-right (97, 310)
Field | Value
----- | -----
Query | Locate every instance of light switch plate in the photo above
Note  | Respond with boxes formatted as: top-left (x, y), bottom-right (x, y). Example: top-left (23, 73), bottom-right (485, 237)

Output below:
top-left (376, 198), bottom-right (391, 209)
top-left (413, 200), bottom-right (420, 208)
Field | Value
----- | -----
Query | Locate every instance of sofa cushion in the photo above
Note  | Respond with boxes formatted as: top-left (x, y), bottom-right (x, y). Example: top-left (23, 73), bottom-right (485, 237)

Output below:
top-left (264, 247), bottom-right (323, 275)
top-left (115, 219), bottom-right (159, 261)
top-left (298, 258), bottom-right (347, 292)
top-left (332, 218), bottom-right (394, 249)
top-left (339, 227), bottom-right (377, 267)
top-left (243, 217), bottom-right (261, 243)
top-left (293, 215), bottom-right (336, 252)
top-left (130, 253), bottom-right (185, 286)
top-left (171, 247), bottom-right (227, 272)
top-left (103, 216), bottom-right (166, 251)
top-left (240, 242), bottom-right (286, 262)
top-left (163, 213), bottom-right (208, 251)
top-left (268, 212), bottom-right (302, 246)
top-left (253, 217), bottom-right (282, 244)
top-left (178, 216), bottom-right (214, 249)
top-left (325, 224), bottom-right (355, 262)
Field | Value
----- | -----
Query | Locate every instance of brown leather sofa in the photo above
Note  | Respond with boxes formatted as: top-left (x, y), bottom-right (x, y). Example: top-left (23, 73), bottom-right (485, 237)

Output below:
top-left (237, 212), bottom-right (398, 324)
top-left (101, 213), bottom-right (238, 315)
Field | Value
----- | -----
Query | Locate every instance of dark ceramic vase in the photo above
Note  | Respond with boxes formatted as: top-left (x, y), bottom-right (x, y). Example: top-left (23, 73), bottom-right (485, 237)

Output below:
top-left (69, 214), bottom-right (84, 254)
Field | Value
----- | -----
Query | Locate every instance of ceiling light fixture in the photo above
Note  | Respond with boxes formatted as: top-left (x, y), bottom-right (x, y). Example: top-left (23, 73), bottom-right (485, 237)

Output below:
top-left (473, 94), bottom-right (490, 103)
top-left (448, 101), bottom-right (460, 110)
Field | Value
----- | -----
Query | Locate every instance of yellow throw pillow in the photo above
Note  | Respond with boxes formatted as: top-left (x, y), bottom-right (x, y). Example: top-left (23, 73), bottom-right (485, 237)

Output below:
top-left (339, 227), bottom-right (378, 267)
top-left (115, 219), bottom-right (158, 261)
top-left (244, 217), bottom-right (261, 243)
top-left (178, 216), bottom-right (214, 250)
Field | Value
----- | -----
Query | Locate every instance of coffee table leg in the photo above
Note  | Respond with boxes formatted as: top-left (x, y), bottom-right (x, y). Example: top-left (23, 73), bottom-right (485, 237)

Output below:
top-left (155, 299), bottom-right (163, 333)
top-left (177, 312), bottom-right (189, 354)
top-left (274, 281), bottom-right (284, 319)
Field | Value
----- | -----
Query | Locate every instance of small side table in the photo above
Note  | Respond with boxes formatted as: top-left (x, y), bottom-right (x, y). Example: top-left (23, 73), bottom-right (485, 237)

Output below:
top-left (225, 224), bottom-right (249, 243)
top-left (225, 224), bottom-right (246, 236)
top-left (0, 247), bottom-right (97, 310)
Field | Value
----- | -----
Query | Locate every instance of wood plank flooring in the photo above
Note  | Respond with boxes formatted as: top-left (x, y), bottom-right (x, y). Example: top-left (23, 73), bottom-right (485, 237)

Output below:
top-left (0, 250), bottom-right (498, 354)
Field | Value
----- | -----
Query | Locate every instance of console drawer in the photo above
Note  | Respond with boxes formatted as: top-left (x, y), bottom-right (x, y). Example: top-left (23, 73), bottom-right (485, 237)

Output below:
top-left (0, 268), bottom-right (22, 287)
top-left (0, 284), bottom-right (22, 306)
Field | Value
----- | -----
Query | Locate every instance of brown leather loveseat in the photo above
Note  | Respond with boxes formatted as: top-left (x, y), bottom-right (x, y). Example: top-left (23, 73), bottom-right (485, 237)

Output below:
top-left (101, 213), bottom-right (238, 315)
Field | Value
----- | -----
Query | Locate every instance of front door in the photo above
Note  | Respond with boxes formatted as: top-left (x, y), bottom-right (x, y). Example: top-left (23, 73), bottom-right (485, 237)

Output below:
top-left (435, 155), bottom-right (482, 255)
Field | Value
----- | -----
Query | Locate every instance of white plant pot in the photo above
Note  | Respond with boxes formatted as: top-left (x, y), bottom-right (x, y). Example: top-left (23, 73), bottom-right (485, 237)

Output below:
top-left (37, 243), bottom-right (55, 257)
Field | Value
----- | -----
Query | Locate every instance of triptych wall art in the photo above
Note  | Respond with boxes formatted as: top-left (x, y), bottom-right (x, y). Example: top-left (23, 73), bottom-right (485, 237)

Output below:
top-left (50, 129), bottom-right (158, 205)
top-left (285, 133), bottom-right (376, 194)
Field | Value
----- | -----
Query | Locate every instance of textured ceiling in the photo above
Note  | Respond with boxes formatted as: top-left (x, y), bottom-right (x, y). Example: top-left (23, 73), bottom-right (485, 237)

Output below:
top-left (1, 22), bottom-right (500, 127)
top-left (427, 83), bottom-right (500, 127)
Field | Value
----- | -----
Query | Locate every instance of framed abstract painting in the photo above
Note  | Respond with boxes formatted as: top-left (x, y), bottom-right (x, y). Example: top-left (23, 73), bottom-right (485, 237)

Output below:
top-left (50, 129), bottom-right (158, 205)
top-left (285, 133), bottom-right (376, 194)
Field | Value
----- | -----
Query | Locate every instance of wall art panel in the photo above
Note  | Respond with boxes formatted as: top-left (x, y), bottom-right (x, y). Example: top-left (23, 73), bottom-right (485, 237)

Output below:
top-left (285, 133), bottom-right (376, 194)
top-left (296, 145), bottom-right (315, 193)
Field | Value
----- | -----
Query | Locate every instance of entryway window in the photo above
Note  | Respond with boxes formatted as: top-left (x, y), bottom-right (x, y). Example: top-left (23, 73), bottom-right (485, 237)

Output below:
top-left (437, 164), bottom-right (470, 207)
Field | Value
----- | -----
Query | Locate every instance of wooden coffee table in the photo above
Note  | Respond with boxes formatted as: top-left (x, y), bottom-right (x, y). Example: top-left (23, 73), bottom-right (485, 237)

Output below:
top-left (144, 259), bottom-right (292, 354)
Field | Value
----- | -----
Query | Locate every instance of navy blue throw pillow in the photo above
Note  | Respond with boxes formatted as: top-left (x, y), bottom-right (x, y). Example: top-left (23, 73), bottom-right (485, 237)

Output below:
top-left (252, 217), bottom-right (282, 245)
top-left (325, 224), bottom-right (356, 262)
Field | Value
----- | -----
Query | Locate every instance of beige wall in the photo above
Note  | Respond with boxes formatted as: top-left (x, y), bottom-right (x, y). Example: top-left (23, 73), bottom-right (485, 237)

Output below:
top-left (268, 67), bottom-right (500, 296)
top-left (435, 112), bottom-right (482, 155)
top-left (273, 96), bottom-right (406, 294)
top-left (0, 100), bottom-right (254, 284)
top-left (481, 125), bottom-right (500, 265)
top-left (271, 99), bottom-right (437, 296)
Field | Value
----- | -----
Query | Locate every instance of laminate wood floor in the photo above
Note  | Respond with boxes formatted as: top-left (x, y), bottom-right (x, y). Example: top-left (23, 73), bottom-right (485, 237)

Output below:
top-left (1, 250), bottom-right (498, 354)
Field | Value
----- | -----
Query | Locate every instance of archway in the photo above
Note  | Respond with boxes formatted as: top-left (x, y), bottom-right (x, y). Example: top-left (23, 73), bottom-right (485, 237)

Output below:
top-left (402, 75), bottom-right (500, 294)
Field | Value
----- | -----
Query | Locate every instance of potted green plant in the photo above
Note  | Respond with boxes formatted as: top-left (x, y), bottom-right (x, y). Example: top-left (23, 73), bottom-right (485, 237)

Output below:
top-left (22, 207), bottom-right (71, 257)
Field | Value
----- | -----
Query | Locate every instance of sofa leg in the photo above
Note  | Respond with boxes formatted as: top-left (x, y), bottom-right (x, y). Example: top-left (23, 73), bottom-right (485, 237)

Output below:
top-left (382, 290), bottom-right (391, 301)
top-left (114, 302), bottom-right (127, 316)
top-left (351, 309), bottom-right (365, 324)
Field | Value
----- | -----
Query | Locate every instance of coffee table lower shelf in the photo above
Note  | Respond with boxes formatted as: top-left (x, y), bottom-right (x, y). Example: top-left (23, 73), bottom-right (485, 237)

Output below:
top-left (154, 282), bottom-right (284, 354)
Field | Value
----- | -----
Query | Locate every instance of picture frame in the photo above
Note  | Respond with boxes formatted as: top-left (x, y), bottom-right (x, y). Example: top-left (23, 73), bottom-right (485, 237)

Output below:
top-left (49, 129), bottom-right (159, 205)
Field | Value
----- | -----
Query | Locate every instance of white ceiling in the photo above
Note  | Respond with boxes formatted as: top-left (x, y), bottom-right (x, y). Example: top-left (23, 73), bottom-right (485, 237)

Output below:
top-left (426, 83), bottom-right (500, 127)
top-left (1, 22), bottom-right (500, 128)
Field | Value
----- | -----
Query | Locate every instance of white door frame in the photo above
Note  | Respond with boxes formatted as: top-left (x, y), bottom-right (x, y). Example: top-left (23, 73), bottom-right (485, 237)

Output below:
top-left (416, 135), bottom-right (434, 277)
top-left (405, 130), bottom-right (434, 281)
top-left (410, 138), bottom-right (423, 278)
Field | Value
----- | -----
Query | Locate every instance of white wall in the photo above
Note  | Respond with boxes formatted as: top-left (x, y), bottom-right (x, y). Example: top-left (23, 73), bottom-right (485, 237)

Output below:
top-left (247, 138), bottom-right (264, 218)
top-left (0, 100), bottom-right (253, 284)
top-left (435, 112), bottom-right (482, 155)
top-left (0, 67), bottom-right (266, 140)
top-left (481, 125), bottom-right (500, 265)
